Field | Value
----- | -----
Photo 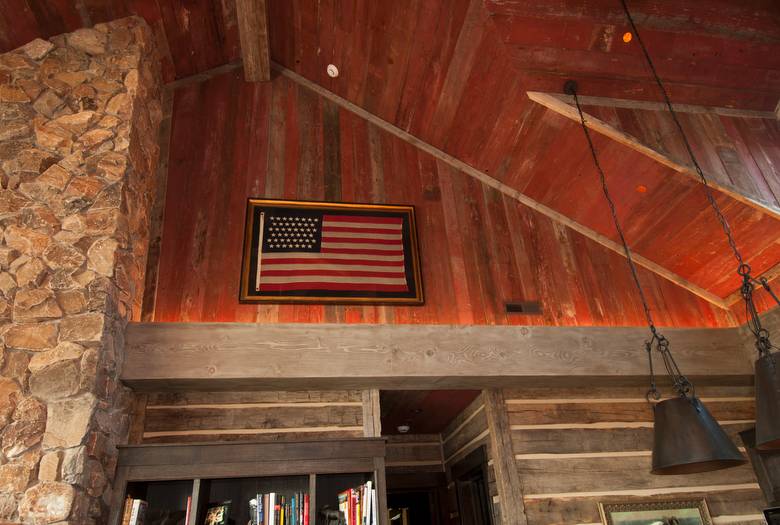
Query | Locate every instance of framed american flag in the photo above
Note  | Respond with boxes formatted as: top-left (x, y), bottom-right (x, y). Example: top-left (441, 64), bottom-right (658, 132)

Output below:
top-left (239, 199), bottom-right (424, 304)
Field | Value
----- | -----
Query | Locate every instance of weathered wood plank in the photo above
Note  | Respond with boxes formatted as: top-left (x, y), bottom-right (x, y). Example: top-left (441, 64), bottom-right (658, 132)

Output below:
top-left (142, 429), bottom-right (363, 445)
top-left (511, 422), bottom-right (754, 455)
top-left (362, 389), bottom-right (382, 437)
top-left (517, 456), bottom-right (756, 494)
top-left (386, 441), bottom-right (442, 464)
top-left (146, 390), bottom-right (363, 406)
top-left (484, 390), bottom-right (528, 525)
top-left (506, 400), bottom-right (754, 425)
top-left (144, 405), bottom-right (363, 432)
top-left (122, 322), bottom-right (752, 390)
top-left (235, 0), bottom-right (270, 81)
top-left (119, 438), bottom-right (385, 467)
top-left (503, 385), bottom-right (755, 400)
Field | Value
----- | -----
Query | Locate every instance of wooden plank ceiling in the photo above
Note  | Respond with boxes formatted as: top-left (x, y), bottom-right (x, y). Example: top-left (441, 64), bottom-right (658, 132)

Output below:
top-left (3, 0), bottom-right (779, 317)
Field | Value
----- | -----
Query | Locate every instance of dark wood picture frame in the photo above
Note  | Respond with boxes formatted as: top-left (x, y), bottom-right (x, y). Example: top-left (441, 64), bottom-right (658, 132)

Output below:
top-left (239, 199), bottom-right (424, 304)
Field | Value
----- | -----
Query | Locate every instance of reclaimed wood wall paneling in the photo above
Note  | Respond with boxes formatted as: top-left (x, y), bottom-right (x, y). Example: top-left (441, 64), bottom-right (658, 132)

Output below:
top-left (154, 70), bottom-right (734, 327)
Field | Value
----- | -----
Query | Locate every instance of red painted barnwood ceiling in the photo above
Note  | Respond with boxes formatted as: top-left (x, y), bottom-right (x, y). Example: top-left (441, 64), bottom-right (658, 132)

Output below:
top-left (3, 0), bottom-right (779, 319)
top-left (154, 70), bottom-right (733, 327)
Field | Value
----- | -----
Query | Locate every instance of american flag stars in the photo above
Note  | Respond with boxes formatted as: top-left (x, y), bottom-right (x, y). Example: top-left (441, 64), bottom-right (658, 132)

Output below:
top-left (266, 215), bottom-right (320, 250)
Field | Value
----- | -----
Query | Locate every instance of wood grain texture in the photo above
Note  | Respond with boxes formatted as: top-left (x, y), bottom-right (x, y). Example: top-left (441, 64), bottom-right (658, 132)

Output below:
top-left (235, 0), bottom-right (270, 81)
top-left (503, 386), bottom-right (766, 525)
top-left (484, 390), bottom-right (528, 525)
top-left (362, 389), bottom-right (381, 437)
top-left (442, 396), bottom-right (488, 464)
top-left (154, 69), bottom-right (735, 327)
top-left (139, 389), bottom-right (363, 444)
top-left (385, 435), bottom-right (443, 473)
top-left (122, 322), bottom-right (754, 391)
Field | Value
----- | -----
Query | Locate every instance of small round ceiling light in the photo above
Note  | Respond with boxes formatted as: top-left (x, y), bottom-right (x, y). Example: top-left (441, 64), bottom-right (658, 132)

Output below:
top-left (397, 424), bottom-right (410, 434)
top-left (326, 64), bottom-right (339, 78)
top-left (636, 184), bottom-right (648, 193)
top-left (623, 32), bottom-right (633, 43)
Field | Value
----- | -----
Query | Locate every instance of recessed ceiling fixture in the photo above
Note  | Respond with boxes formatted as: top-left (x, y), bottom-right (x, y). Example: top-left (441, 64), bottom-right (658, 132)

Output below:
top-left (565, 78), bottom-right (745, 475)
top-left (326, 64), bottom-right (339, 78)
top-left (622, 32), bottom-right (633, 43)
top-left (621, 0), bottom-right (780, 451)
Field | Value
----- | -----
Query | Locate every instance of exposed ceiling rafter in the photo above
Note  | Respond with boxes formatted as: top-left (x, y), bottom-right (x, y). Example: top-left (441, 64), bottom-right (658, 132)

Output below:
top-left (527, 91), bottom-right (780, 221)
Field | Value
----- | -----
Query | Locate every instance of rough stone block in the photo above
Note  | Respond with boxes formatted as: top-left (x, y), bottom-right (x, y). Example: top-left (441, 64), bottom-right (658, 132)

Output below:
top-left (43, 393), bottom-right (97, 449)
top-left (19, 481), bottom-right (75, 523)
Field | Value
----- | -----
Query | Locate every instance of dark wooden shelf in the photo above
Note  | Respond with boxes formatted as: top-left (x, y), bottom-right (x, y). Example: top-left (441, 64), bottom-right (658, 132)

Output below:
top-left (109, 438), bottom-right (388, 525)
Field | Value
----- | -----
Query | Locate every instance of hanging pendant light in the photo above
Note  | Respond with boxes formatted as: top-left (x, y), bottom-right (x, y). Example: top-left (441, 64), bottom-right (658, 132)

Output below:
top-left (564, 79), bottom-right (745, 474)
top-left (619, 0), bottom-right (780, 451)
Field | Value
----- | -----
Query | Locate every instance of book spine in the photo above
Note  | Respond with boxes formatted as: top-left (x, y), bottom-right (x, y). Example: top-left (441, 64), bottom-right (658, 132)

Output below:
top-left (303, 494), bottom-right (309, 525)
top-left (129, 500), bottom-right (139, 525)
top-left (185, 496), bottom-right (192, 525)
top-left (121, 496), bottom-right (133, 525)
top-left (269, 493), bottom-right (276, 525)
top-left (370, 489), bottom-right (377, 525)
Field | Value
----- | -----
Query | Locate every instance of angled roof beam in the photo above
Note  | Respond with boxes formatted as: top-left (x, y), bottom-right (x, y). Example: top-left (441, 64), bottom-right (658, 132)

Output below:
top-left (528, 91), bottom-right (780, 221)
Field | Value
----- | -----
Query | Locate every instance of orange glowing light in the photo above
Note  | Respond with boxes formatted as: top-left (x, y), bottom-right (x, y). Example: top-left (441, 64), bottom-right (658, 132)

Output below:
top-left (636, 184), bottom-right (648, 193)
top-left (623, 32), bottom-right (633, 43)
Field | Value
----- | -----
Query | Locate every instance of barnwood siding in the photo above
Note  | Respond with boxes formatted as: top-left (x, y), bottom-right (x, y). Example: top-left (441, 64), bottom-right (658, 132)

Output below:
top-left (153, 69), bottom-right (734, 328)
top-left (504, 386), bottom-right (766, 525)
top-left (137, 390), bottom-right (364, 443)
top-left (385, 434), bottom-right (444, 473)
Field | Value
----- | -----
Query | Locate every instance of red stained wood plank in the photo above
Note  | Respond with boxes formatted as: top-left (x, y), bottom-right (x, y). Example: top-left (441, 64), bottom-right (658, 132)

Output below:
top-left (154, 69), bottom-right (739, 328)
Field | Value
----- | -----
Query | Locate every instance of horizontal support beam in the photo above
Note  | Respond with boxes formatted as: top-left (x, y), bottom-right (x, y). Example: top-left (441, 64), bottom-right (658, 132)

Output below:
top-left (122, 322), bottom-right (752, 391)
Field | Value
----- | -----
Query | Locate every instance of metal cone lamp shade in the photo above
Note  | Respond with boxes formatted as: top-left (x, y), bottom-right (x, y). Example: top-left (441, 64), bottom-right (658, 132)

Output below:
top-left (652, 396), bottom-right (747, 474)
top-left (755, 352), bottom-right (780, 450)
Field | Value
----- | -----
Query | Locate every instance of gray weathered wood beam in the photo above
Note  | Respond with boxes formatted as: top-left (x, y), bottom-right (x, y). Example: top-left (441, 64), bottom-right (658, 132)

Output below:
top-left (235, 0), bottom-right (270, 81)
top-left (122, 322), bottom-right (752, 391)
top-left (483, 390), bottom-right (528, 525)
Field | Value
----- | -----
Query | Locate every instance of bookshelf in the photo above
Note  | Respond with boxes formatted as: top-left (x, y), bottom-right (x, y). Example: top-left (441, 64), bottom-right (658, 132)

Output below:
top-left (109, 439), bottom-right (387, 525)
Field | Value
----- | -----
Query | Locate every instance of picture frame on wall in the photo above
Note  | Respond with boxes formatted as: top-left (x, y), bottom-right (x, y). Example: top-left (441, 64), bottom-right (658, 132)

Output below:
top-left (598, 499), bottom-right (713, 525)
top-left (240, 199), bottom-right (424, 304)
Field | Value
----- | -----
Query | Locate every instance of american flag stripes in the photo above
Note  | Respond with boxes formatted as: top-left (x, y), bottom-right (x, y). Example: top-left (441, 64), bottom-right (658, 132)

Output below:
top-left (258, 213), bottom-right (408, 292)
top-left (241, 200), bottom-right (423, 304)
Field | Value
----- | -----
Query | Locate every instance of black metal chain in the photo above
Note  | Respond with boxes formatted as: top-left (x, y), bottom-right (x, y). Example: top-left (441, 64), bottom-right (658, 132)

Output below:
top-left (619, 0), bottom-right (744, 270)
top-left (568, 82), bottom-right (693, 399)
top-left (620, 0), bottom-right (780, 363)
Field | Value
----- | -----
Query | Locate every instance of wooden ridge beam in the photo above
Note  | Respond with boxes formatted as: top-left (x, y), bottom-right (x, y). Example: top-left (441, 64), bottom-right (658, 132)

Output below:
top-left (235, 0), bottom-right (270, 81)
top-left (527, 91), bottom-right (780, 221)
top-left (273, 64), bottom-right (730, 311)
top-left (121, 322), bottom-right (752, 391)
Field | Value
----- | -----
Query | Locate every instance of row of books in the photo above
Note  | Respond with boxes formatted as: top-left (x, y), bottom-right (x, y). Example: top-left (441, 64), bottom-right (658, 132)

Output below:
top-left (250, 492), bottom-right (310, 525)
top-left (121, 497), bottom-right (148, 525)
top-left (337, 481), bottom-right (377, 525)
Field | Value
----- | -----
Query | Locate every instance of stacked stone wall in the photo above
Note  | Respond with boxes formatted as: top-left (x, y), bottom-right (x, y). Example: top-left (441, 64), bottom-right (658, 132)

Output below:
top-left (0, 17), bottom-right (161, 523)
